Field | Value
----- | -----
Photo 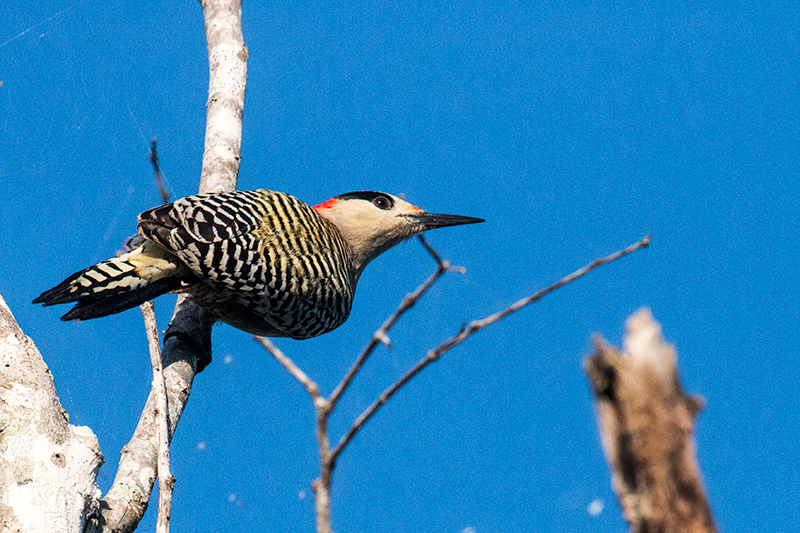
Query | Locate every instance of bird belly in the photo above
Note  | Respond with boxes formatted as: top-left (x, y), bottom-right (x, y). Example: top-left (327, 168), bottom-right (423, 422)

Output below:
top-left (188, 279), bottom-right (353, 339)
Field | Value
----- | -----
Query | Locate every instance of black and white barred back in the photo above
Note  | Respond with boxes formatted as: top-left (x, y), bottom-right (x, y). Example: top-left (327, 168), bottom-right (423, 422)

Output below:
top-left (35, 190), bottom-right (356, 339)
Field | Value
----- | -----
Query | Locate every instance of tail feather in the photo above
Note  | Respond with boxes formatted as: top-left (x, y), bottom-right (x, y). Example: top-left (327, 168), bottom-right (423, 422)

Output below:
top-left (34, 243), bottom-right (191, 321)
top-left (58, 277), bottom-right (184, 321)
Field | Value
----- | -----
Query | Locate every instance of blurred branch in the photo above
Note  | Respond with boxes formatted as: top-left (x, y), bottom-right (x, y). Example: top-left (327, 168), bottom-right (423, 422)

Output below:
top-left (91, 1), bottom-right (248, 531)
top-left (585, 309), bottom-right (716, 533)
top-left (150, 138), bottom-right (170, 205)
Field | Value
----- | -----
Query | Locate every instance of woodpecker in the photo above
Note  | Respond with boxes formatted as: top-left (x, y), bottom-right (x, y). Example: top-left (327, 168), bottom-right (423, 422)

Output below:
top-left (34, 190), bottom-right (483, 339)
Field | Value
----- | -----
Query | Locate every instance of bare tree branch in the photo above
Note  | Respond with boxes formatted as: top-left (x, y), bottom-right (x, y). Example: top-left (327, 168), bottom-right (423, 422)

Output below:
top-left (198, 0), bottom-right (248, 194)
top-left (141, 302), bottom-right (174, 533)
top-left (329, 234), bottom-right (455, 408)
top-left (256, 234), bottom-right (650, 533)
top-left (329, 234), bottom-right (650, 461)
top-left (91, 1), bottom-right (248, 530)
top-left (585, 308), bottom-right (716, 533)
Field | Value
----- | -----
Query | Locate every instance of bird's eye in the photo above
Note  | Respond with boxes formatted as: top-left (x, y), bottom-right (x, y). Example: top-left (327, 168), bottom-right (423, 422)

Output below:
top-left (372, 196), bottom-right (392, 210)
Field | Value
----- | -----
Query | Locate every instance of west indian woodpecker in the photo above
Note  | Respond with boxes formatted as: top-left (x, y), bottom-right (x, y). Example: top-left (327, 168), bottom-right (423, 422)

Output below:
top-left (35, 190), bottom-right (483, 339)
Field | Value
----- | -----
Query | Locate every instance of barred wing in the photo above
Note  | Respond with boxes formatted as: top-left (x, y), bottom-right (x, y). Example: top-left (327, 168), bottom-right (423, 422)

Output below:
top-left (138, 189), bottom-right (354, 338)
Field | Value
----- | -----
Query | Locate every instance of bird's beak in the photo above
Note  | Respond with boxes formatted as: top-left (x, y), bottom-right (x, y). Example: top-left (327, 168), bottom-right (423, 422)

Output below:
top-left (407, 212), bottom-right (485, 229)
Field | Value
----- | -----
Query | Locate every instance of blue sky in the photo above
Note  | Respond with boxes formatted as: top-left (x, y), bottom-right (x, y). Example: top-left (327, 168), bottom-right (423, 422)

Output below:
top-left (2, 2), bottom-right (798, 531)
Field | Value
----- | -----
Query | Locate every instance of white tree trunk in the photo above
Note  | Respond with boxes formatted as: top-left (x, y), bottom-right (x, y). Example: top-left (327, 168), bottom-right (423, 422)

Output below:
top-left (0, 293), bottom-right (103, 532)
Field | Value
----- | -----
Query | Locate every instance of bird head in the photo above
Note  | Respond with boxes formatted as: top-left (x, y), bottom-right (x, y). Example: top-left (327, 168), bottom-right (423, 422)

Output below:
top-left (313, 191), bottom-right (483, 279)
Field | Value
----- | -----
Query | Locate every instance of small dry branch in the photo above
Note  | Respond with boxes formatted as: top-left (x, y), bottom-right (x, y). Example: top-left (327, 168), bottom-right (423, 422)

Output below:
top-left (257, 234), bottom-right (650, 533)
top-left (329, 234), bottom-right (451, 407)
top-left (89, 1), bottom-right (248, 530)
top-left (330, 234), bottom-right (650, 461)
top-left (584, 308), bottom-right (716, 533)
top-left (141, 302), bottom-right (175, 533)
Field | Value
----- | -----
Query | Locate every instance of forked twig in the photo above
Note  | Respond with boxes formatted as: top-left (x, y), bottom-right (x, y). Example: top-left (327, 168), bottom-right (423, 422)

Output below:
top-left (254, 234), bottom-right (466, 533)
top-left (255, 234), bottom-right (651, 533)
top-left (329, 234), bottom-right (454, 407)
top-left (329, 234), bottom-right (651, 460)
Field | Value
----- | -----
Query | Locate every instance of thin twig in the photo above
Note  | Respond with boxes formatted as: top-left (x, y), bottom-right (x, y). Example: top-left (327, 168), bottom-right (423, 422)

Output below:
top-left (253, 335), bottom-right (331, 533)
top-left (254, 336), bottom-right (322, 402)
top-left (329, 234), bottom-right (651, 461)
top-left (140, 302), bottom-right (174, 533)
top-left (150, 138), bottom-right (170, 205)
top-left (433, 234), bottom-right (651, 356)
top-left (417, 233), bottom-right (445, 266)
top-left (329, 234), bottom-right (453, 407)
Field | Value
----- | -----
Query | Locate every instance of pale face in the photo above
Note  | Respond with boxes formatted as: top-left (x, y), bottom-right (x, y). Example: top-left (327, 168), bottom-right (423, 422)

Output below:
top-left (314, 190), bottom-right (483, 280)
top-left (314, 192), bottom-right (423, 278)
